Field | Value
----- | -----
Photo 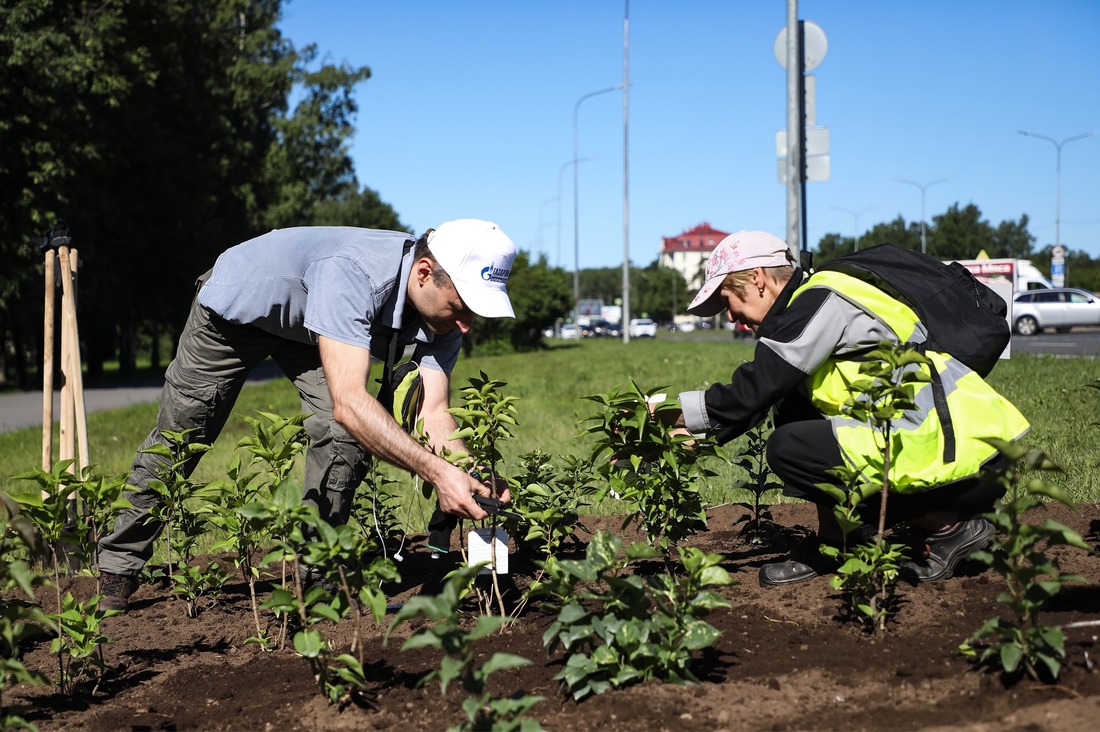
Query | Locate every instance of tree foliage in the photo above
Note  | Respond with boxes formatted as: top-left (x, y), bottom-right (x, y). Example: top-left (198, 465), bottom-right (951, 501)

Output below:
top-left (577, 262), bottom-right (687, 324)
top-left (464, 252), bottom-right (573, 354)
top-left (0, 0), bottom-right (399, 384)
top-left (814, 204), bottom-right (1099, 292)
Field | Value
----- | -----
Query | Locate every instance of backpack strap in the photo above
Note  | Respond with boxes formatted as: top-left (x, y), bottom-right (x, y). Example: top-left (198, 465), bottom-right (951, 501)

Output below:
top-left (377, 236), bottom-right (418, 414)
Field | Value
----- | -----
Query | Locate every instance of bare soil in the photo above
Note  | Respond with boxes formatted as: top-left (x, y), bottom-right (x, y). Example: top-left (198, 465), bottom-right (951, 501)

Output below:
top-left (11, 501), bottom-right (1100, 732)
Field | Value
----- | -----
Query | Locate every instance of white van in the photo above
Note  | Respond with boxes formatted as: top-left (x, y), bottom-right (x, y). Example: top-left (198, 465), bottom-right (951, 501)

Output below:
top-left (950, 258), bottom-right (1053, 294)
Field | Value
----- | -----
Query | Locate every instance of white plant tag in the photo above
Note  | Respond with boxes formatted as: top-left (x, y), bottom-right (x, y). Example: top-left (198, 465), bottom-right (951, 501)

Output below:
top-left (468, 528), bottom-right (509, 575)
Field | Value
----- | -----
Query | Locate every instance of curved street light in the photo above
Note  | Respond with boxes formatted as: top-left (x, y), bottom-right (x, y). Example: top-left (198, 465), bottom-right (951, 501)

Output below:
top-left (557, 156), bottom-right (595, 270)
top-left (573, 84), bottom-right (624, 321)
top-left (894, 177), bottom-right (949, 254)
top-left (831, 204), bottom-right (875, 252)
top-left (1017, 129), bottom-right (1100, 248)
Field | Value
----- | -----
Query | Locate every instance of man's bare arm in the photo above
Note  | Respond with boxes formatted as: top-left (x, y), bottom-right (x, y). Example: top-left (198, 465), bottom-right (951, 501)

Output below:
top-left (419, 366), bottom-right (511, 502)
top-left (317, 335), bottom-right (488, 519)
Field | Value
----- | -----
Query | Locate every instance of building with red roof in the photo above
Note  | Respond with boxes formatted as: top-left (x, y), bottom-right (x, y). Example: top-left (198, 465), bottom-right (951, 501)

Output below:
top-left (658, 222), bottom-right (730, 292)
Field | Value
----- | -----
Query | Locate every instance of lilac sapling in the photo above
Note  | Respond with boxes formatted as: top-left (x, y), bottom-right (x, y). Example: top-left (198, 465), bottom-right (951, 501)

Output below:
top-left (818, 342), bottom-right (928, 634)
top-left (962, 439), bottom-right (1090, 682)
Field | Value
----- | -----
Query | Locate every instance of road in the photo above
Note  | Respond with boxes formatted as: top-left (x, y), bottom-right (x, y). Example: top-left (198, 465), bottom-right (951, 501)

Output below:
top-left (1008, 328), bottom-right (1100, 358)
top-left (0, 363), bottom-right (280, 435)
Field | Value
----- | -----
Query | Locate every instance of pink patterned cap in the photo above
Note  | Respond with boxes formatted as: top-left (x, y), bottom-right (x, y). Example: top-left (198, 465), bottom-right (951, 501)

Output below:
top-left (687, 231), bottom-right (794, 316)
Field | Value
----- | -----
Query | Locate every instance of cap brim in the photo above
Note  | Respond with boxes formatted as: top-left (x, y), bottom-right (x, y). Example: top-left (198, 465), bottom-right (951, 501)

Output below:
top-left (686, 275), bottom-right (727, 317)
top-left (454, 279), bottom-right (515, 318)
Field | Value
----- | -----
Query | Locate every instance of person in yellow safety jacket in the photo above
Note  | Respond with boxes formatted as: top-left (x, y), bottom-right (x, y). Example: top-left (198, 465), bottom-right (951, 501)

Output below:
top-left (659, 230), bottom-right (1030, 587)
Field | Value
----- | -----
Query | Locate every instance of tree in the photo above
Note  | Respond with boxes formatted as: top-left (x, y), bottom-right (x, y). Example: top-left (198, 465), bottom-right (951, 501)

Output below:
top-left (632, 262), bottom-right (686, 323)
top-left (813, 233), bottom-right (854, 265)
top-left (463, 252), bottom-right (572, 354)
top-left (815, 206), bottom-right (1038, 267)
top-left (1061, 249), bottom-right (1100, 293)
top-left (927, 203), bottom-right (996, 260)
top-left (0, 0), bottom-right (373, 383)
top-left (309, 184), bottom-right (407, 231)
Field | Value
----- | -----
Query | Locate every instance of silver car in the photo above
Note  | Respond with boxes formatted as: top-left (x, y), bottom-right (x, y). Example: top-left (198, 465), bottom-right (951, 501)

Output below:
top-left (1012, 288), bottom-right (1100, 335)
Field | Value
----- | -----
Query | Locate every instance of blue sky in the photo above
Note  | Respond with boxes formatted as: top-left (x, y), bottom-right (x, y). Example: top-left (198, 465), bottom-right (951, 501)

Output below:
top-left (279, 1), bottom-right (1100, 271)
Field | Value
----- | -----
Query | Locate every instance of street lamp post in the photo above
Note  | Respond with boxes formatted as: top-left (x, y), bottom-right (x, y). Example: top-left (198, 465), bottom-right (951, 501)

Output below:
top-left (573, 84), bottom-right (623, 321)
top-left (557, 157), bottom-right (594, 271)
top-left (1017, 129), bottom-right (1100, 248)
top-left (535, 196), bottom-right (558, 255)
top-left (894, 177), bottom-right (949, 254)
top-left (831, 204), bottom-right (875, 252)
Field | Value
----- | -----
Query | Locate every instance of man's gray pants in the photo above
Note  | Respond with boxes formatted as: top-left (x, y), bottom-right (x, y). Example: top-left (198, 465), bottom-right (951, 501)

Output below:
top-left (97, 276), bottom-right (370, 576)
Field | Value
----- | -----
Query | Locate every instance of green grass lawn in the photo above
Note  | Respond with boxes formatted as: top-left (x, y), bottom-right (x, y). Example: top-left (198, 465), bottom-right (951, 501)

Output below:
top-left (3, 338), bottom-right (1098, 531)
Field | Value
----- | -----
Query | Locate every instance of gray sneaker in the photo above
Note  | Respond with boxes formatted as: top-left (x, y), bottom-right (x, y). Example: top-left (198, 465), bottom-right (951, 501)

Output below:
top-left (98, 572), bottom-right (138, 612)
top-left (901, 518), bottom-right (995, 582)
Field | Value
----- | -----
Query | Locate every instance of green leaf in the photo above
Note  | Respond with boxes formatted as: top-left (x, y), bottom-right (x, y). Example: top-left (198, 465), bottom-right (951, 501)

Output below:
top-left (999, 643), bottom-right (1023, 673)
top-left (481, 652), bottom-right (533, 677)
top-left (293, 630), bottom-right (324, 658)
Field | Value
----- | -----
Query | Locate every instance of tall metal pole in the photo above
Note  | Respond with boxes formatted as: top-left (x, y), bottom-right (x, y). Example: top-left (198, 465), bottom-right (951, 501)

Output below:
top-left (573, 84), bottom-right (621, 323)
top-left (784, 0), bottom-right (802, 252)
top-left (558, 157), bottom-right (594, 270)
top-left (622, 1), bottom-right (631, 344)
top-left (831, 205), bottom-right (874, 252)
top-left (894, 177), bottom-right (948, 254)
top-left (1018, 129), bottom-right (1100, 248)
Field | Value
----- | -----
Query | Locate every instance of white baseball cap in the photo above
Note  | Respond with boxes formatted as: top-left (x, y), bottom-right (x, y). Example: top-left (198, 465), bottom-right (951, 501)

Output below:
top-left (687, 231), bottom-right (795, 316)
top-left (426, 219), bottom-right (516, 318)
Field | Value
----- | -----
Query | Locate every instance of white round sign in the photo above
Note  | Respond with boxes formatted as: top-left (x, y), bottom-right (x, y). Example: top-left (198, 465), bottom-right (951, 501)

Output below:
top-left (774, 20), bottom-right (828, 72)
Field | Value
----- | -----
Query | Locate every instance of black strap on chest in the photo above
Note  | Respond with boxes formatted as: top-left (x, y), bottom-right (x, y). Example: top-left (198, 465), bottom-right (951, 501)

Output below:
top-left (377, 236), bottom-right (417, 411)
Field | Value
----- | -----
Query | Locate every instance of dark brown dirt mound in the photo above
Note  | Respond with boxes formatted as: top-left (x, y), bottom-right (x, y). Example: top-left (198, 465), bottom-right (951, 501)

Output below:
top-left (11, 501), bottom-right (1100, 731)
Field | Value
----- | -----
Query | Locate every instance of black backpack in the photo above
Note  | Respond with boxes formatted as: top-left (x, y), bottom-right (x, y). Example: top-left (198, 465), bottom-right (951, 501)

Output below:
top-left (816, 243), bottom-right (1010, 377)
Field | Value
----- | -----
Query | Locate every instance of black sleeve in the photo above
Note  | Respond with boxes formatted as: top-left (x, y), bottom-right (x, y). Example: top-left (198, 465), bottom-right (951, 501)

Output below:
top-left (703, 286), bottom-right (835, 444)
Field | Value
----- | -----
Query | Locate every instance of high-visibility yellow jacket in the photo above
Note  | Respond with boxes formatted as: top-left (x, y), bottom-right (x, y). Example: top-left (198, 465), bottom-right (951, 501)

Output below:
top-left (789, 270), bottom-right (1029, 491)
top-left (678, 268), bottom-right (1029, 492)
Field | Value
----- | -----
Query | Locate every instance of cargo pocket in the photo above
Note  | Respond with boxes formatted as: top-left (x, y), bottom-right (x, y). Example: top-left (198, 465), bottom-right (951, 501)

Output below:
top-left (159, 364), bottom-right (228, 444)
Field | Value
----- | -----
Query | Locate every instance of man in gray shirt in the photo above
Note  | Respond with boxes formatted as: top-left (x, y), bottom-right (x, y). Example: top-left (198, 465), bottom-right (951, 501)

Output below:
top-left (98, 219), bottom-right (517, 610)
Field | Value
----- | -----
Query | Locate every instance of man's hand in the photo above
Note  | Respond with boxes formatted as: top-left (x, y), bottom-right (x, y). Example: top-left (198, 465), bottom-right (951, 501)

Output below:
top-left (434, 464), bottom-right (494, 520)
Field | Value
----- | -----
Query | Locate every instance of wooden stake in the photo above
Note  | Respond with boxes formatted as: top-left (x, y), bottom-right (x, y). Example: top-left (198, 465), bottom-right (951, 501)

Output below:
top-left (67, 248), bottom-right (89, 472)
top-left (58, 246), bottom-right (75, 472)
top-left (42, 249), bottom-right (56, 472)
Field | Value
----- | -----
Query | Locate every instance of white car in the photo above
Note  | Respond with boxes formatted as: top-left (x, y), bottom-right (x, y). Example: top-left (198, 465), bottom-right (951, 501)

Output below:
top-left (629, 318), bottom-right (657, 338)
top-left (1012, 288), bottom-right (1100, 335)
top-left (558, 323), bottom-right (581, 340)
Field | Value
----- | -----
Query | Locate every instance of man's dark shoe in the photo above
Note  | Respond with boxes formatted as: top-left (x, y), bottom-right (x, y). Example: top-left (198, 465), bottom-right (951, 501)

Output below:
top-left (98, 572), bottom-right (138, 612)
top-left (900, 518), bottom-right (995, 582)
top-left (759, 536), bottom-right (839, 587)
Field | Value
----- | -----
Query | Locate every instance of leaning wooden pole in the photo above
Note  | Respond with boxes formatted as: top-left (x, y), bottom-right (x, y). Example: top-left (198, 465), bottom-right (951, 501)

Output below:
top-left (60, 246), bottom-right (89, 472)
top-left (58, 243), bottom-right (76, 473)
top-left (42, 248), bottom-right (56, 472)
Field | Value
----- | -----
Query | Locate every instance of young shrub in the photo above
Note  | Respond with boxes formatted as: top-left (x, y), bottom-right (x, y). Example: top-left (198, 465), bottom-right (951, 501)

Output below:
top-left (732, 417), bottom-right (785, 546)
top-left (510, 450), bottom-right (597, 559)
top-left (385, 563), bottom-right (543, 732)
top-left (817, 342), bottom-right (929, 634)
top-left (208, 412), bottom-right (310, 642)
top-left (14, 464), bottom-right (130, 692)
top-left (582, 380), bottom-right (720, 553)
top-left (1, 493), bottom-right (50, 730)
top-left (535, 530), bottom-right (732, 700)
top-left (962, 439), bottom-right (1091, 682)
top-left (138, 429), bottom-right (226, 617)
top-left (14, 461), bottom-right (131, 581)
top-left (446, 371), bottom-right (521, 616)
top-left (283, 511), bottom-right (401, 706)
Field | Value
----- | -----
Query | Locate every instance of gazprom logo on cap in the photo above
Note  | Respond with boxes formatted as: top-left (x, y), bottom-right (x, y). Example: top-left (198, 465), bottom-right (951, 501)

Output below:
top-left (481, 262), bottom-right (511, 284)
